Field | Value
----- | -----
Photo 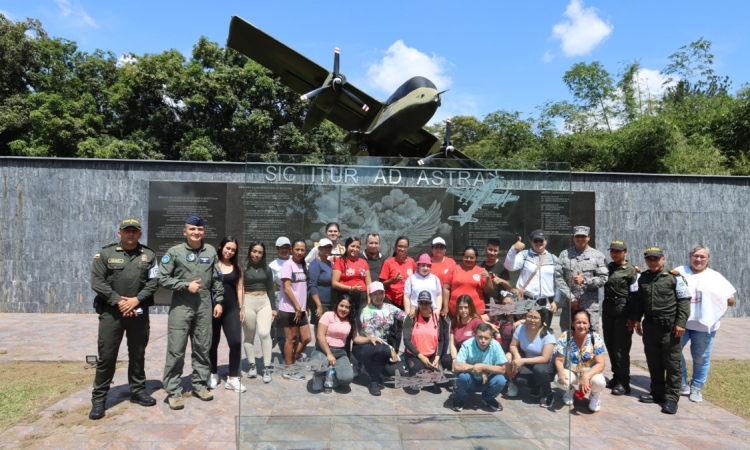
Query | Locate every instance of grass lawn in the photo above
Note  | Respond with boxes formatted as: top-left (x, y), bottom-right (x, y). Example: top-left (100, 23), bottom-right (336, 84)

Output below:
top-left (0, 361), bottom-right (96, 434)
top-left (634, 359), bottom-right (750, 421)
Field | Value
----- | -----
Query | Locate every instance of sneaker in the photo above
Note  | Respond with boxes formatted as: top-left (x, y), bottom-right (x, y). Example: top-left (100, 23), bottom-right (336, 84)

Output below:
top-left (89, 402), bottom-right (105, 420)
top-left (506, 382), bottom-right (518, 398)
top-left (452, 399), bottom-right (465, 412)
top-left (209, 373), bottom-right (220, 389)
top-left (282, 372), bottom-right (305, 381)
top-left (589, 393), bottom-right (601, 412)
top-left (482, 398), bottom-right (503, 411)
top-left (680, 383), bottom-right (690, 396)
top-left (312, 374), bottom-right (324, 391)
top-left (262, 368), bottom-right (272, 383)
top-left (192, 389), bottom-right (214, 401)
top-left (225, 378), bottom-right (247, 393)
top-left (562, 390), bottom-right (573, 405)
top-left (368, 381), bottom-right (382, 396)
top-left (168, 396), bottom-right (184, 410)
top-left (689, 386), bottom-right (703, 403)
top-left (248, 364), bottom-right (258, 378)
top-left (540, 393), bottom-right (554, 408)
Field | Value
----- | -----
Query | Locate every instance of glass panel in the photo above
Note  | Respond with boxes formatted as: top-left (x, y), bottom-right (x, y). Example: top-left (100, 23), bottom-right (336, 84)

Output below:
top-left (240, 154), bottom-right (573, 449)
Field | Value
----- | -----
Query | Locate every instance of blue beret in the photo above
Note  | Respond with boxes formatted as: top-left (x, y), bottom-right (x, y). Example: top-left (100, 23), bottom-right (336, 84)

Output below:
top-left (185, 214), bottom-right (205, 226)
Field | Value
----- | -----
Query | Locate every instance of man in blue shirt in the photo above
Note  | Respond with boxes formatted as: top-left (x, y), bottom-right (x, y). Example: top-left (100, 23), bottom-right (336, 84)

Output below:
top-left (453, 323), bottom-right (508, 411)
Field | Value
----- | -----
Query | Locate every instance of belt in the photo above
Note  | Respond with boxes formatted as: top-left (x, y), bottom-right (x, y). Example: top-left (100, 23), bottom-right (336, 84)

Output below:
top-left (606, 297), bottom-right (628, 305)
top-left (645, 315), bottom-right (675, 325)
top-left (524, 294), bottom-right (554, 302)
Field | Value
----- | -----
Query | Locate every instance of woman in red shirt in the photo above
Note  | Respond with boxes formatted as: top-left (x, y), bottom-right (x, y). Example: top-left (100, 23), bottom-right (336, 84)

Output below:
top-left (380, 236), bottom-right (416, 309)
top-left (332, 236), bottom-right (372, 320)
top-left (429, 237), bottom-right (456, 289)
top-left (442, 246), bottom-right (493, 318)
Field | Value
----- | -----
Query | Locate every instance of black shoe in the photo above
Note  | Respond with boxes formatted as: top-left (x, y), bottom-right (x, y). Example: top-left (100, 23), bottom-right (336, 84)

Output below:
top-left (368, 381), bottom-right (382, 396)
top-left (638, 393), bottom-right (665, 404)
top-left (483, 398), bottom-right (503, 411)
top-left (611, 384), bottom-right (631, 396)
top-left (605, 377), bottom-right (618, 389)
top-left (130, 392), bottom-right (157, 407)
top-left (540, 393), bottom-right (554, 408)
top-left (661, 401), bottom-right (678, 414)
top-left (530, 386), bottom-right (541, 398)
top-left (89, 402), bottom-right (105, 420)
top-left (452, 399), bottom-right (465, 412)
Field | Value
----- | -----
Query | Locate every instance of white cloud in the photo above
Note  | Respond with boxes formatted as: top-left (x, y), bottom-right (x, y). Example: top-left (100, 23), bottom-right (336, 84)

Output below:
top-left (366, 40), bottom-right (452, 94)
top-left (53, 0), bottom-right (98, 28)
top-left (116, 54), bottom-right (137, 67)
top-left (633, 68), bottom-right (677, 101)
top-left (552, 0), bottom-right (612, 56)
top-left (542, 51), bottom-right (554, 63)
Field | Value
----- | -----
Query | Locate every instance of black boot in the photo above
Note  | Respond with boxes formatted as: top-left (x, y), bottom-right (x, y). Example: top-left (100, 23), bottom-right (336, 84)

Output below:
top-left (89, 402), bottom-right (105, 420)
top-left (130, 392), bottom-right (157, 407)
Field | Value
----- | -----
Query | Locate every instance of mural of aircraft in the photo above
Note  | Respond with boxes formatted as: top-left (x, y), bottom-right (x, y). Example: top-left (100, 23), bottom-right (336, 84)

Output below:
top-left (385, 369), bottom-right (456, 390)
top-left (447, 180), bottom-right (520, 226)
top-left (227, 16), bottom-right (476, 163)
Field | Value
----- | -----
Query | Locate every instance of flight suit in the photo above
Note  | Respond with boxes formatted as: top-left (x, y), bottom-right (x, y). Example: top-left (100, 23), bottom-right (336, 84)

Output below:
top-left (159, 242), bottom-right (224, 397)
top-left (558, 246), bottom-right (608, 331)
top-left (631, 269), bottom-right (690, 403)
top-left (602, 261), bottom-right (638, 387)
top-left (90, 243), bottom-right (158, 403)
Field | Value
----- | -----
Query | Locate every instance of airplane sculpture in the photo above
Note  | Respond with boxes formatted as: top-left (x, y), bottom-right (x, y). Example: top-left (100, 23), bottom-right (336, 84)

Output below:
top-left (485, 294), bottom-right (545, 317)
top-left (261, 356), bottom-right (329, 377)
top-left (385, 369), bottom-right (456, 390)
top-left (447, 179), bottom-right (520, 226)
top-left (227, 16), bottom-right (475, 163)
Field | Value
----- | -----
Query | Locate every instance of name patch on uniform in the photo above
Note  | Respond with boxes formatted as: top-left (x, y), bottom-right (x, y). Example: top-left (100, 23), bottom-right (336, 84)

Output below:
top-left (161, 255), bottom-right (171, 264)
top-left (141, 254), bottom-right (148, 262)
top-left (108, 258), bottom-right (124, 264)
top-left (186, 253), bottom-right (196, 262)
top-left (199, 257), bottom-right (211, 264)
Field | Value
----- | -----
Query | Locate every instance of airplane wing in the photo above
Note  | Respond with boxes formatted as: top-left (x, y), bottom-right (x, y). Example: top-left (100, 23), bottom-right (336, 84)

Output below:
top-left (393, 128), bottom-right (440, 158)
top-left (446, 187), bottom-right (467, 197)
top-left (485, 191), bottom-right (520, 205)
top-left (227, 16), bottom-right (383, 131)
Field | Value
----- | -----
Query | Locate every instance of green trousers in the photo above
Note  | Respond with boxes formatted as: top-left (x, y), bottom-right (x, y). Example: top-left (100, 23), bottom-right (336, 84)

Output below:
top-left (601, 301), bottom-right (633, 386)
top-left (92, 304), bottom-right (150, 403)
top-left (642, 320), bottom-right (682, 403)
top-left (162, 298), bottom-right (213, 397)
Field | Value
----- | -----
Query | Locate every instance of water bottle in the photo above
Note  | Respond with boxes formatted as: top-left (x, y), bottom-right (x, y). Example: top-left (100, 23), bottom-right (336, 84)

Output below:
top-left (324, 366), bottom-right (335, 393)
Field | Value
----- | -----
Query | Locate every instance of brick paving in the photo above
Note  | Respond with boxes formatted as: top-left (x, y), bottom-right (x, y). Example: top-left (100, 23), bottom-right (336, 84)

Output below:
top-left (1, 313), bottom-right (749, 449)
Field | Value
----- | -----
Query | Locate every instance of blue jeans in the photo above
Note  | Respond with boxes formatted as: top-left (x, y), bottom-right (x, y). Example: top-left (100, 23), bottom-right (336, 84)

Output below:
top-left (681, 329), bottom-right (717, 389)
top-left (455, 372), bottom-right (507, 402)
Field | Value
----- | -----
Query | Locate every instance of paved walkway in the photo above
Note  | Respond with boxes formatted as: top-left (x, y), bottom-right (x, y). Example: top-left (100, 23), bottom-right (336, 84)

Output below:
top-left (1, 313), bottom-right (749, 449)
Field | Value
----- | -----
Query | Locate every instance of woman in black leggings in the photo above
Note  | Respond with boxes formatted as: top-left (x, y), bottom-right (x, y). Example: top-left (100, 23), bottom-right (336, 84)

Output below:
top-left (209, 236), bottom-right (245, 392)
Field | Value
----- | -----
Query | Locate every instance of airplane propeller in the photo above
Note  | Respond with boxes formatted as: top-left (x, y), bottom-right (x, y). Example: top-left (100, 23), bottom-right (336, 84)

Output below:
top-left (300, 48), bottom-right (369, 112)
top-left (417, 118), bottom-right (462, 166)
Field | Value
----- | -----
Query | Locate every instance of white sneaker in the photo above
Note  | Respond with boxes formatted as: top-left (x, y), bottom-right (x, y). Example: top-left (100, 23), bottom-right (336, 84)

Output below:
top-left (225, 378), bottom-right (246, 393)
top-left (563, 390), bottom-right (573, 405)
top-left (689, 386), bottom-right (703, 402)
top-left (589, 393), bottom-right (601, 412)
top-left (680, 383), bottom-right (691, 395)
top-left (248, 364), bottom-right (258, 378)
top-left (506, 382), bottom-right (518, 398)
top-left (262, 369), bottom-right (272, 383)
top-left (209, 373), bottom-right (220, 389)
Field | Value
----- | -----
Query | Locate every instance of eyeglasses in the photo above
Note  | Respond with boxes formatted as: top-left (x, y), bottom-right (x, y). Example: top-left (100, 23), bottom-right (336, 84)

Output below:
top-left (690, 255), bottom-right (708, 260)
top-left (532, 239), bottom-right (544, 244)
top-left (526, 315), bottom-right (541, 321)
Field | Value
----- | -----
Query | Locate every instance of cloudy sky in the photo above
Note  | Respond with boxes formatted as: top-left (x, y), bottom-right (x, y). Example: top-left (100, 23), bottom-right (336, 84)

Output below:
top-left (2, 0), bottom-right (749, 123)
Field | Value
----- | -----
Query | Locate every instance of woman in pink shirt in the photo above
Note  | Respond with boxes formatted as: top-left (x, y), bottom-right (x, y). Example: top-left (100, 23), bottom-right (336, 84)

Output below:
top-left (310, 295), bottom-right (356, 391)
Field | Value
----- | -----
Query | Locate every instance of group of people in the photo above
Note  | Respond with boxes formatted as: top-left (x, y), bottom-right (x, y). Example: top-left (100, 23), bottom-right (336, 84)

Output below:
top-left (88, 216), bottom-right (736, 420)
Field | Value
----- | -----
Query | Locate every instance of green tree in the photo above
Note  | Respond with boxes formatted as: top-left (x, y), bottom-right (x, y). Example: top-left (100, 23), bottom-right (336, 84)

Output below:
top-left (562, 62), bottom-right (616, 132)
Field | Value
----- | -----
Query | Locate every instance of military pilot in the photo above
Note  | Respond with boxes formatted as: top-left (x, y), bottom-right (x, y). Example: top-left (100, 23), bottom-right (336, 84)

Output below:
top-left (601, 240), bottom-right (639, 396)
top-left (557, 226), bottom-right (608, 332)
top-left (89, 218), bottom-right (159, 420)
top-left (159, 214), bottom-right (224, 410)
top-left (628, 246), bottom-right (690, 414)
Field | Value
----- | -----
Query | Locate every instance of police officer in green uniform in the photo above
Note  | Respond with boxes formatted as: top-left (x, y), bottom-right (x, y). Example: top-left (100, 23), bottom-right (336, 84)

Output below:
top-left (89, 218), bottom-right (158, 420)
top-left (628, 246), bottom-right (690, 414)
top-left (601, 240), bottom-right (639, 396)
top-left (159, 215), bottom-right (224, 410)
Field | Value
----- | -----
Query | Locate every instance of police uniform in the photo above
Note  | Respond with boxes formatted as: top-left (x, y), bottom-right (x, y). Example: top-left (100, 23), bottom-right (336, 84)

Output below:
top-left (557, 226), bottom-right (608, 332)
top-left (631, 246), bottom-right (690, 413)
top-left (601, 240), bottom-right (639, 394)
top-left (159, 216), bottom-right (224, 403)
top-left (90, 219), bottom-right (158, 419)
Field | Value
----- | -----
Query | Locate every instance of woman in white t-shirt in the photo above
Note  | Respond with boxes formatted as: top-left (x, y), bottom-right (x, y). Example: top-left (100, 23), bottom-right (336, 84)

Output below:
top-left (509, 308), bottom-right (557, 408)
top-left (404, 253), bottom-right (443, 316)
top-left (676, 245), bottom-right (736, 403)
top-left (310, 295), bottom-right (356, 391)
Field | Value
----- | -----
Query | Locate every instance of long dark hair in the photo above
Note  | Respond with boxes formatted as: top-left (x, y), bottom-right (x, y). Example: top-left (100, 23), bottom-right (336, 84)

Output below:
top-left (454, 294), bottom-right (480, 322)
top-left (334, 294), bottom-right (357, 342)
top-left (218, 236), bottom-right (241, 277)
top-left (245, 241), bottom-right (267, 269)
top-left (291, 238), bottom-right (309, 279)
top-left (343, 236), bottom-right (361, 273)
top-left (526, 308), bottom-right (551, 339)
top-left (391, 235), bottom-right (409, 258)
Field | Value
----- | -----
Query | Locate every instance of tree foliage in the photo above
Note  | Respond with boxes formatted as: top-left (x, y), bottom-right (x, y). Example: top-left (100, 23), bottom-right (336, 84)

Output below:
top-left (0, 15), bottom-right (748, 175)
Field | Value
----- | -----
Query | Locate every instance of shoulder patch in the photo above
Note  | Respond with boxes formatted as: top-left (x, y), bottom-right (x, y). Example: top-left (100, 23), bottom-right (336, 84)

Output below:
top-left (669, 269), bottom-right (679, 275)
top-left (115, 247), bottom-right (123, 251)
top-left (93, 254), bottom-right (100, 259)
top-left (634, 266), bottom-right (640, 272)
top-left (161, 255), bottom-right (171, 264)
top-left (102, 243), bottom-right (117, 248)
